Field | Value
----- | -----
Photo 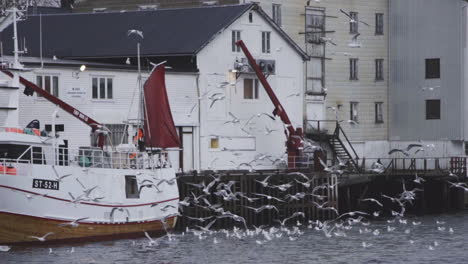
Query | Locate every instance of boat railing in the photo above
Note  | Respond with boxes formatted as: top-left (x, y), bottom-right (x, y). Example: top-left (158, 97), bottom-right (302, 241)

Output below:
top-left (55, 147), bottom-right (172, 170)
top-left (7, 144), bottom-right (171, 170)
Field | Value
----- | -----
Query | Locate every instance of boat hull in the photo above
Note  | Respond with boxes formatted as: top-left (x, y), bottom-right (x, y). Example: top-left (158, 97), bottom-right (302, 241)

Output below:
top-left (0, 163), bottom-right (179, 245)
top-left (0, 212), bottom-right (176, 245)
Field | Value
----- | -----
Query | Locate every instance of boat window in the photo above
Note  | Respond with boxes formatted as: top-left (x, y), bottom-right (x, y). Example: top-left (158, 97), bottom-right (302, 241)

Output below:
top-left (32, 147), bottom-right (46, 165)
top-left (0, 144), bottom-right (30, 161)
top-left (125, 175), bottom-right (140, 199)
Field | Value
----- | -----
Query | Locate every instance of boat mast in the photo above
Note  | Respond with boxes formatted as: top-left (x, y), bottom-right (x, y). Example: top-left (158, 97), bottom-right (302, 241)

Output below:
top-left (1, 4), bottom-right (26, 128)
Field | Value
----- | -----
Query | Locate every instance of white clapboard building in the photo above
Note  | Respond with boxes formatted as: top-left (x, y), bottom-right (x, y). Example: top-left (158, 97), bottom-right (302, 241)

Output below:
top-left (0, 3), bottom-right (308, 172)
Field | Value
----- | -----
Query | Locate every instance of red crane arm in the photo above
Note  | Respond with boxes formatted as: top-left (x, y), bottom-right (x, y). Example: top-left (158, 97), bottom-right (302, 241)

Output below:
top-left (235, 40), bottom-right (295, 136)
top-left (235, 40), bottom-right (304, 169)
top-left (1, 70), bottom-right (105, 147)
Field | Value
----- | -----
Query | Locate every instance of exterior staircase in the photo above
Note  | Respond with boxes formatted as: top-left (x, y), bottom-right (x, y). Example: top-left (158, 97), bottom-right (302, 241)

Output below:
top-left (306, 120), bottom-right (360, 172)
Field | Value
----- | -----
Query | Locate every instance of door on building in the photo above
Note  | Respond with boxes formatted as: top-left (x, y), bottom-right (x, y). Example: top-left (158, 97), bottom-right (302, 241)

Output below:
top-left (181, 127), bottom-right (194, 172)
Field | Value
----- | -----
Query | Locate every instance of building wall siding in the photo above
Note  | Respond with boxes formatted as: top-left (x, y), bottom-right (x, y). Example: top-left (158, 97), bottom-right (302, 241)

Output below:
top-left (196, 9), bottom-right (305, 170)
top-left (257, 0), bottom-right (389, 142)
top-left (389, 0), bottom-right (465, 141)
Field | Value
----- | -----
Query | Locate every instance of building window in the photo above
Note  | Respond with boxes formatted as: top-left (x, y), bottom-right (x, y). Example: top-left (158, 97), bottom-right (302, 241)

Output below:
top-left (350, 58), bottom-right (359, 80)
top-left (375, 102), bottom-right (384, 123)
top-left (232, 30), bottom-right (241, 52)
top-left (249, 12), bottom-right (253, 23)
top-left (92, 77), bottom-right (113, 99)
top-left (426, 100), bottom-right (441, 120)
top-left (210, 138), bottom-right (219, 149)
top-left (375, 59), bottom-right (384, 81)
top-left (375, 13), bottom-right (384, 35)
top-left (350, 102), bottom-right (359, 122)
top-left (425, 58), bottom-right (440, 79)
top-left (262, 32), bottom-right (271, 54)
top-left (244, 78), bottom-right (259, 99)
top-left (272, 4), bottom-right (281, 26)
top-left (125, 176), bottom-right (139, 199)
top-left (350, 11), bottom-right (358, 33)
top-left (36, 75), bottom-right (59, 97)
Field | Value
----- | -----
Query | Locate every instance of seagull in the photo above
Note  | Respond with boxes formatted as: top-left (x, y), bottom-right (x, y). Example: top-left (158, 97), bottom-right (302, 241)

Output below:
top-left (160, 204), bottom-right (176, 212)
top-left (51, 165), bottom-right (73, 182)
top-left (185, 216), bottom-right (214, 223)
top-left (361, 198), bottom-right (383, 207)
top-left (339, 9), bottom-right (370, 26)
top-left (312, 201), bottom-right (339, 215)
top-left (110, 207), bottom-right (130, 221)
top-left (320, 37), bottom-right (337, 46)
top-left (58, 217), bottom-right (89, 228)
top-left (348, 33), bottom-right (361, 48)
top-left (264, 126), bottom-right (277, 135)
top-left (414, 174), bottom-right (425, 184)
top-left (29, 232), bottom-right (55, 242)
top-left (224, 112), bottom-right (240, 124)
top-left (187, 103), bottom-right (197, 117)
top-left (388, 148), bottom-right (410, 156)
top-left (252, 193), bottom-right (285, 203)
top-left (362, 242), bottom-right (373, 248)
top-left (195, 218), bottom-right (217, 232)
top-left (255, 175), bottom-right (272, 187)
top-left (127, 29), bottom-right (144, 39)
top-left (244, 205), bottom-right (279, 213)
top-left (208, 93), bottom-right (226, 108)
top-left (139, 184), bottom-right (162, 194)
top-left (144, 231), bottom-right (158, 246)
top-left (294, 178), bottom-right (315, 188)
top-left (286, 92), bottom-right (301, 98)
top-left (447, 181), bottom-right (468, 191)
top-left (340, 119), bottom-right (358, 125)
top-left (0, 245), bottom-right (11, 252)
top-left (406, 143), bottom-right (423, 152)
top-left (274, 212), bottom-right (305, 226)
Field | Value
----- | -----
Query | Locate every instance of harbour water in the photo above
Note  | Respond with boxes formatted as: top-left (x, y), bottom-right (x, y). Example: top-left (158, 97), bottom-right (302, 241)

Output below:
top-left (2, 211), bottom-right (468, 264)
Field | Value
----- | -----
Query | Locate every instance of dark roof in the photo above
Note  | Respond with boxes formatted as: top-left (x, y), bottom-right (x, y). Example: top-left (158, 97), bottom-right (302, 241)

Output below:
top-left (1, 4), bottom-right (308, 61)
top-left (1, 4), bottom-right (252, 59)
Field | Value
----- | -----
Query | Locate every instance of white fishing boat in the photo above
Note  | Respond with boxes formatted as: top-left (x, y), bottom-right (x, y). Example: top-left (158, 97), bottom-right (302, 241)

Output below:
top-left (0, 7), bottom-right (180, 245)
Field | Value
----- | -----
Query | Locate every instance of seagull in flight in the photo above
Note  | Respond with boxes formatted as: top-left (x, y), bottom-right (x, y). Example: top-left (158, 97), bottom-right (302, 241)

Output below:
top-left (388, 148), bottom-right (410, 156)
top-left (244, 205), bottom-right (279, 213)
top-left (29, 232), bottom-right (55, 242)
top-left (348, 33), bottom-right (361, 48)
top-left (127, 29), bottom-right (144, 39)
top-left (58, 217), bottom-right (89, 228)
top-left (224, 112), bottom-right (240, 124)
top-left (339, 9), bottom-right (370, 26)
top-left (252, 193), bottom-right (285, 203)
top-left (51, 165), bottom-right (73, 182)
top-left (361, 198), bottom-right (383, 207)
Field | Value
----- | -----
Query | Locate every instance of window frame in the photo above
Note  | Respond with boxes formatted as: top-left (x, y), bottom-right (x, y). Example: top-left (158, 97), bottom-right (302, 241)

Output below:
top-left (375, 13), bottom-right (384, 35)
top-left (375, 59), bottom-right (384, 81)
top-left (125, 175), bottom-right (140, 199)
top-left (91, 76), bottom-right (114, 100)
top-left (36, 74), bottom-right (59, 97)
top-left (426, 99), bottom-right (441, 120)
top-left (375, 102), bottom-right (384, 124)
top-left (262, 31), bottom-right (271, 54)
top-left (425, 58), bottom-right (440, 79)
top-left (350, 102), bottom-right (359, 123)
top-left (272, 4), bottom-right (282, 26)
top-left (350, 11), bottom-right (359, 33)
top-left (243, 78), bottom-right (260, 100)
top-left (349, 58), bottom-right (359, 80)
top-left (231, 30), bottom-right (241, 52)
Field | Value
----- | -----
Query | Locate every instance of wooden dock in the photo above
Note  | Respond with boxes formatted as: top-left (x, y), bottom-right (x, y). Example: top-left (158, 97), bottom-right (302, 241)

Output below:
top-left (174, 156), bottom-right (468, 231)
top-left (175, 170), bottom-right (338, 231)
